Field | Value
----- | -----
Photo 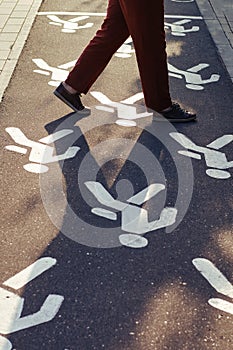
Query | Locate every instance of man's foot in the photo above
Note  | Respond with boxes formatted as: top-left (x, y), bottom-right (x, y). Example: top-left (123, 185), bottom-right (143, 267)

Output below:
top-left (53, 83), bottom-right (90, 114)
top-left (155, 102), bottom-right (196, 122)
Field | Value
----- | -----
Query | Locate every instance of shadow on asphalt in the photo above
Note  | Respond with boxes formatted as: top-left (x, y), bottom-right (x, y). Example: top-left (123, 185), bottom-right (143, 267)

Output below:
top-left (7, 111), bottom-right (233, 350)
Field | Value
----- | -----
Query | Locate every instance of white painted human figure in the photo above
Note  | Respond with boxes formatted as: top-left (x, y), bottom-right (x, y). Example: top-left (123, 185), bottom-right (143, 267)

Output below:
top-left (85, 181), bottom-right (177, 248)
top-left (5, 127), bottom-right (80, 173)
top-left (168, 63), bottom-right (220, 90)
top-left (193, 258), bottom-right (233, 315)
top-left (47, 15), bottom-right (93, 33)
top-left (0, 258), bottom-right (64, 350)
top-left (170, 132), bottom-right (233, 179)
top-left (90, 91), bottom-right (152, 127)
top-left (165, 19), bottom-right (199, 36)
top-left (32, 58), bottom-right (75, 87)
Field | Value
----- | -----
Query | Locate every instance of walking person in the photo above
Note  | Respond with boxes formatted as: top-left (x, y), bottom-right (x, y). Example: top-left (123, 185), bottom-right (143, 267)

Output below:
top-left (54, 0), bottom-right (196, 122)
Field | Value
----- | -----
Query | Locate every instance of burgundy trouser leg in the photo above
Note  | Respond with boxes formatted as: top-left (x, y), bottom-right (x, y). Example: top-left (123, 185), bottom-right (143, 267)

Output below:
top-left (65, 0), bottom-right (129, 94)
top-left (65, 0), bottom-right (172, 111)
top-left (119, 0), bottom-right (171, 111)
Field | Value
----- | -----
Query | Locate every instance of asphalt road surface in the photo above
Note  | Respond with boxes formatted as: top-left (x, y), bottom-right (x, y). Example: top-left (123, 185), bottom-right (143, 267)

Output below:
top-left (0, 0), bottom-right (233, 349)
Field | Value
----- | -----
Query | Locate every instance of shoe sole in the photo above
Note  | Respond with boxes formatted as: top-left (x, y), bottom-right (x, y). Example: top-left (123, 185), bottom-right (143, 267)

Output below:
top-left (53, 90), bottom-right (90, 115)
top-left (153, 115), bottom-right (197, 123)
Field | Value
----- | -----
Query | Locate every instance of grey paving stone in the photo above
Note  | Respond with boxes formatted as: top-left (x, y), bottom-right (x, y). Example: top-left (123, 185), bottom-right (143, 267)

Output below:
top-left (228, 21), bottom-right (233, 32)
top-left (0, 50), bottom-right (10, 59)
top-left (0, 3), bottom-right (15, 9)
top-left (218, 17), bottom-right (228, 26)
top-left (225, 65), bottom-right (233, 79)
top-left (14, 5), bottom-right (31, 11)
top-left (2, 24), bottom-right (23, 32)
top-left (217, 45), bottom-right (233, 66)
top-left (11, 11), bottom-right (29, 18)
top-left (207, 0), bottom-right (231, 17)
top-left (221, 24), bottom-right (232, 35)
top-left (0, 7), bottom-right (13, 14)
top-left (205, 19), bottom-right (229, 45)
top-left (226, 33), bottom-right (233, 47)
top-left (6, 17), bottom-right (25, 25)
top-left (195, 0), bottom-right (216, 19)
top-left (0, 70), bottom-right (12, 97)
top-left (0, 14), bottom-right (8, 28)
top-left (0, 0), bottom-right (44, 103)
top-left (0, 60), bottom-right (5, 70)
top-left (0, 41), bottom-right (13, 49)
top-left (0, 32), bottom-right (18, 41)
top-left (1, 0), bottom-right (17, 3)
top-left (224, 12), bottom-right (233, 22)
top-left (3, 58), bottom-right (17, 72)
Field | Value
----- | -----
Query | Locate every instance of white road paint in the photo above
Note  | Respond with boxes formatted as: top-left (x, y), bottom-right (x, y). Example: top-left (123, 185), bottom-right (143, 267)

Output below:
top-left (0, 291), bottom-right (64, 334)
top-left (115, 37), bottom-right (135, 58)
top-left (193, 258), bottom-right (233, 298)
top-left (208, 298), bottom-right (233, 315)
top-left (119, 234), bottom-right (148, 248)
top-left (3, 257), bottom-right (56, 289)
top-left (207, 135), bottom-right (233, 149)
top-left (0, 336), bottom-right (12, 350)
top-left (85, 181), bottom-right (177, 247)
top-left (38, 12), bottom-right (107, 17)
top-left (170, 132), bottom-right (233, 179)
top-left (168, 63), bottom-right (220, 90)
top-left (32, 58), bottom-right (72, 86)
top-left (91, 91), bottom-right (152, 125)
top-left (193, 258), bottom-right (233, 315)
top-left (178, 150), bottom-right (201, 160)
top-left (165, 19), bottom-right (199, 36)
top-left (5, 127), bottom-right (80, 173)
top-left (1, 2), bottom-right (231, 347)
top-left (0, 257), bottom-right (64, 349)
top-left (206, 169), bottom-right (231, 179)
top-left (172, 0), bottom-right (194, 2)
top-left (85, 181), bottom-right (127, 211)
top-left (116, 119), bottom-right (137, 127)
top-left (34, 69), bottom-right (50, 76)
top-left (92, 208), bottom-right (117, 220)
top-left (122, 92), bottom-right (144, 104)
top-left (23, 163), bottom-right (49, 173)
top-left (5, 145), bottom-right (28, 155)
top-left (38, 12), bottom-right (202, 20)
top-left (47, 15), bottom-right (93, 33)
top-left (127, 184), bottom-right (165, 204)
top-left (58, 61), bottom-right (77, 70)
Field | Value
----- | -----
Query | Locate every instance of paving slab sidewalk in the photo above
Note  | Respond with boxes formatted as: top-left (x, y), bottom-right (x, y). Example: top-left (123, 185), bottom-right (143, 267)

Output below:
top-left (0, 0), bottom-right (43, 102)
top-left (196, 0), bottom-right (233, 82)
top-left (0, 0), bottom-right (232, 104)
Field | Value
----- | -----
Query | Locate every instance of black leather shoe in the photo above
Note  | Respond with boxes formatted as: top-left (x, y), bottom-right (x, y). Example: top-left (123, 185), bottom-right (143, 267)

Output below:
top-left (155, 102), bottom-right (196, 122)
top-left (54, 83), bottom-right (89, 114)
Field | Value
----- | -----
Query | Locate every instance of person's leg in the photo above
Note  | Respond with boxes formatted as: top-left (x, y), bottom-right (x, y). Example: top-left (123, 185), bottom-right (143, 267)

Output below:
top-left (65, 0), bottom-right (129, 94)
top-left (118, 0), bottom-right (171, 112)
